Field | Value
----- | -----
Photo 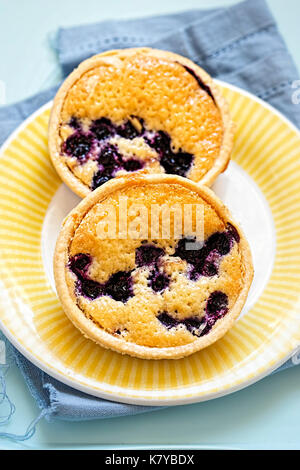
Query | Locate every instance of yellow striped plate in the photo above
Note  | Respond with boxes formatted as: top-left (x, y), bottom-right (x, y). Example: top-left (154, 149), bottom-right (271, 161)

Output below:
top-left (0, 82), bottom-right (300, 405)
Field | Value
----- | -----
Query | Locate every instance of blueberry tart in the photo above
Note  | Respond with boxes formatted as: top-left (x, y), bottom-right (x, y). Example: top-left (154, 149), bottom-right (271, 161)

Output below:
top-left (54, 174), bottom-right (253, 359)
top-left (49, 48), bottom-right (234, 198)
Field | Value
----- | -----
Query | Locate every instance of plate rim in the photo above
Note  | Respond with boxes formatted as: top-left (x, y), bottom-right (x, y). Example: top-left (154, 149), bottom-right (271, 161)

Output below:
top-left (0, 80), bottom-right (300, 406)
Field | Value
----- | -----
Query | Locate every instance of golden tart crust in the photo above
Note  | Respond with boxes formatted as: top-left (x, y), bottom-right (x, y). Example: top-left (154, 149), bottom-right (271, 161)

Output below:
top-left (54, 174), bottom-right (253, 359)
top-left (49, 48), bottom-right (234, 198)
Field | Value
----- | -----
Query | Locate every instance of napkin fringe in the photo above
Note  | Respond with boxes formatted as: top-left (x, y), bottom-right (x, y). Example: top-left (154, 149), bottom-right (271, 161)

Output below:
top-left (0, 407), bottom-right (50, 442)
top-left (0, 336), bottom-right (52, 441)
top-left (0, 365), bottom-right (16, 426)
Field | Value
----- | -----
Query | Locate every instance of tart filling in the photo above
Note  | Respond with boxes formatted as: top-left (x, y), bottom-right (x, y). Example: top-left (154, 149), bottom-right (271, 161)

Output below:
top-left (49, 48), bottom-right (234, 197)
top-left (54, 175), bottom-right (253, 359)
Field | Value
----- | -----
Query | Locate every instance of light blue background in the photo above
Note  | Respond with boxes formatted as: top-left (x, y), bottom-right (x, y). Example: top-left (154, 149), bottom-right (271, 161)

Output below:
top-left (0, 0), bottom-right (300, 450)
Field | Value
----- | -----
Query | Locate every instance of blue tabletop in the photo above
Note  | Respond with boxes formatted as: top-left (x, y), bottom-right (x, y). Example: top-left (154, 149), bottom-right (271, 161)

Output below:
top-left (0, 0), bottom-right (300, 450)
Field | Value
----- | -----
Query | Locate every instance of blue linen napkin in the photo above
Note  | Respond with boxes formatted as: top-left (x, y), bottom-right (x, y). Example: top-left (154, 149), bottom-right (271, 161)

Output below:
top-left (1, 0), bottom-right (300, 438)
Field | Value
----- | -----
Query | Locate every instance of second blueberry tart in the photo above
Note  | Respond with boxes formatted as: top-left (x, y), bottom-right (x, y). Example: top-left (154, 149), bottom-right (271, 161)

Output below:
top-left (54, 174), bottom-right (253, 359)
top-left (48, 48), bottom-right (234, 198)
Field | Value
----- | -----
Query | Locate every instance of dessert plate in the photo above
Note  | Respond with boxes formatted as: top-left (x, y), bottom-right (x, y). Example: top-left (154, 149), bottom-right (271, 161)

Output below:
top-left (0, 81), bottom-right (300, 405)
